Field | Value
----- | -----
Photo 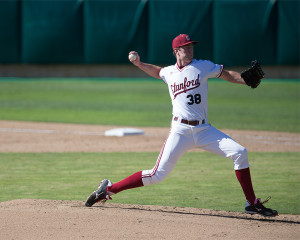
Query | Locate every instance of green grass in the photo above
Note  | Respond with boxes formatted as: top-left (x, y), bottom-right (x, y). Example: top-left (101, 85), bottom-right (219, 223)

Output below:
top-left (0, 78), bottom-right (299, 132)
top-left (208, 79), bottom-right (300, 131)
top-left (0, 78), bottom-right (299, 214)
top-left (0, 152), bottom-right (299, 214)
top-left (0, 78), bottom-right (171, 126)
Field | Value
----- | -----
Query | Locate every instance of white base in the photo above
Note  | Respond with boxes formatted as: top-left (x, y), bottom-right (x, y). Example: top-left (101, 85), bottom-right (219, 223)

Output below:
top-left (104, 128), bottom-right (144, 137)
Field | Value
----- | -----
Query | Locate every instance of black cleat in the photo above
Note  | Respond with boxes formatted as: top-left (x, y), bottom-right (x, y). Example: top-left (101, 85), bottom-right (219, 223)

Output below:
top-left (85, 179), bottom-right (112, 207)
top-left (245, 197), bottom-right (278, 217)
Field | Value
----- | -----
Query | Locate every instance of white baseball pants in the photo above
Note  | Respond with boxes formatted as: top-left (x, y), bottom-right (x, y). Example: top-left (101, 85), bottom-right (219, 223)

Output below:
top-left (141, 120), bottom-right (249, 186)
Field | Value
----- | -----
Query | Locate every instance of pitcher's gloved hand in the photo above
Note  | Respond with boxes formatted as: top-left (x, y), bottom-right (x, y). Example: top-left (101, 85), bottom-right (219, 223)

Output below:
top-left (241, 60), bottom-right (265, 88)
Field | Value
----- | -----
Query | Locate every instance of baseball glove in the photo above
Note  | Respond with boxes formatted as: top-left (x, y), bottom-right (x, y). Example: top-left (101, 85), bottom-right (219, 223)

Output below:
top-left (241, 60), bottom-right (265, 88)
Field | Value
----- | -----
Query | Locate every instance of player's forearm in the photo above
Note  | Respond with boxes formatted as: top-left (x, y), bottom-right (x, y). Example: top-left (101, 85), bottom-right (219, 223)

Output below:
top-left (135, 62), bottom-right (162, 79)
top-left (220, 70), bottom-right (246, 85)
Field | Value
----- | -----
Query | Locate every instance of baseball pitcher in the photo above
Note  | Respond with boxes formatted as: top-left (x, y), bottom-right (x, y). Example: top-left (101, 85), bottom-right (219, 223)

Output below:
top-left (85, 34), bottom-right (277, 217)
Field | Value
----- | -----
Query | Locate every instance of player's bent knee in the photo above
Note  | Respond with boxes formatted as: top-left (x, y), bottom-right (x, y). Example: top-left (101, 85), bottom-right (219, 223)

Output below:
top-left (232, 147), bottom-right (249, 170)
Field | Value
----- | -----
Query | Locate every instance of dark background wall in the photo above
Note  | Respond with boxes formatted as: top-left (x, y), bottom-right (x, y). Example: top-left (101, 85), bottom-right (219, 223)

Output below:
top-left (0, 0), bottom-right (299, 66)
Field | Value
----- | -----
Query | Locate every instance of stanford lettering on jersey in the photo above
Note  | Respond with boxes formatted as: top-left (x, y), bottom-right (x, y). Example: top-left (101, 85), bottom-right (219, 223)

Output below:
top-left (171, 74), bottom-right (200, 99)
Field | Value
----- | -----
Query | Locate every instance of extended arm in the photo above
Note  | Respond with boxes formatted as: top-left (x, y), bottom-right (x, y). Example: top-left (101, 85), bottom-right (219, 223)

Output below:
top-left (219, 70), bottom-right (246, 85)
top-left (220, 60), bottom-right (264, 88)
top-left (128, 51), bottom-right (162, 79)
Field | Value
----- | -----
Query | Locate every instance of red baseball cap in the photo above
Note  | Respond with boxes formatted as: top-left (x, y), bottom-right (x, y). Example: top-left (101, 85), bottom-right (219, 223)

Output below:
top-left (172, 34), bottom-right (198, 50)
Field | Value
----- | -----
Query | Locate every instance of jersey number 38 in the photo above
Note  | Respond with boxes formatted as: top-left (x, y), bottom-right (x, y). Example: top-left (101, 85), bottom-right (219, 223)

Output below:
top-left (187, 94), bottom-right (201, 105)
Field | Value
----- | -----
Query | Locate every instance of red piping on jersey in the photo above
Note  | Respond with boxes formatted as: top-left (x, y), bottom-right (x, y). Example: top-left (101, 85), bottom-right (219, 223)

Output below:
top-left (176, 62), bottom-right (190, 72)
top-left (141, 129), bottom-right (171, 179)
top-left (217, 65), bottom-right (224, 78)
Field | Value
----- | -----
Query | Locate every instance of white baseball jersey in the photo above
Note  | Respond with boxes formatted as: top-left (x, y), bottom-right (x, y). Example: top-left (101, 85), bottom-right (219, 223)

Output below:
top-left (141, 58), bottom-right (248, 187)
top-left (159, 59), bottom-right (223, 121)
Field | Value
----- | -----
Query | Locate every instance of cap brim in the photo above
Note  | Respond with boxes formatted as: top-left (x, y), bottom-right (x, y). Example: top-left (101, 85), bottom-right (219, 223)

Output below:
top-left (173, 41), bottom-right (199, 50)
top-left (183, 41), bottom-right (198, 46)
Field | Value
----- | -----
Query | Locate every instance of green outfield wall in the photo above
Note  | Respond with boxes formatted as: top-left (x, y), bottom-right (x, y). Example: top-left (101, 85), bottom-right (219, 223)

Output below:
top-left (0, 0), bottom-right (299, 66)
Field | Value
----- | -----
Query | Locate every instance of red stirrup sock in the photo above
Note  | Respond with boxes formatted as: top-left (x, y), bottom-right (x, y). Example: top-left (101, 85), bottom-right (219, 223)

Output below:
top-left (235, 168), bottom-right (256, 205)
top-left (107, 171), bottom-right (144, 194)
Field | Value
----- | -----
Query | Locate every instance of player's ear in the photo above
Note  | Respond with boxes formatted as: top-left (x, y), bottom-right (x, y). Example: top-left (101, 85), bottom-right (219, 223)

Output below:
top-left (173, 50), bottom-right (176, 57)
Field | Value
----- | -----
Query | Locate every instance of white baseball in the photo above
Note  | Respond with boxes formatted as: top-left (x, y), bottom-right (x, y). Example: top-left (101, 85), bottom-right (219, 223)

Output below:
top-left (129, 53), bottom-right (137, 61)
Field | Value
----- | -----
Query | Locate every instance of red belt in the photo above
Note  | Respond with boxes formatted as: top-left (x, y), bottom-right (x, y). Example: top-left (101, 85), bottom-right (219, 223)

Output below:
top-left (173, 117), bottom-right (205, 126)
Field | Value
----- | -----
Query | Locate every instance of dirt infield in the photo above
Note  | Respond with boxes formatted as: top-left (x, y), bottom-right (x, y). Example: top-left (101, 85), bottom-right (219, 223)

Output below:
top-left (0, 120), bottom-right (299, 240)
top-left (0, 120), bottom-right (299, 153)
top-left (0, 199), bottom-right (299, 240)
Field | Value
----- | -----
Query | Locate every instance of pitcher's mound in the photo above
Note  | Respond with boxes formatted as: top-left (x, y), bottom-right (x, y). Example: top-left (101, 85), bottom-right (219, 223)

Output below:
top-left (0, 199), bottom-right (299, 240)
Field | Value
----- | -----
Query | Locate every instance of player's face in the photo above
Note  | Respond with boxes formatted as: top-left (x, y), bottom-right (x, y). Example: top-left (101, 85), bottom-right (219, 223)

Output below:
top-left (176, 44), bottom-right (194, 61)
